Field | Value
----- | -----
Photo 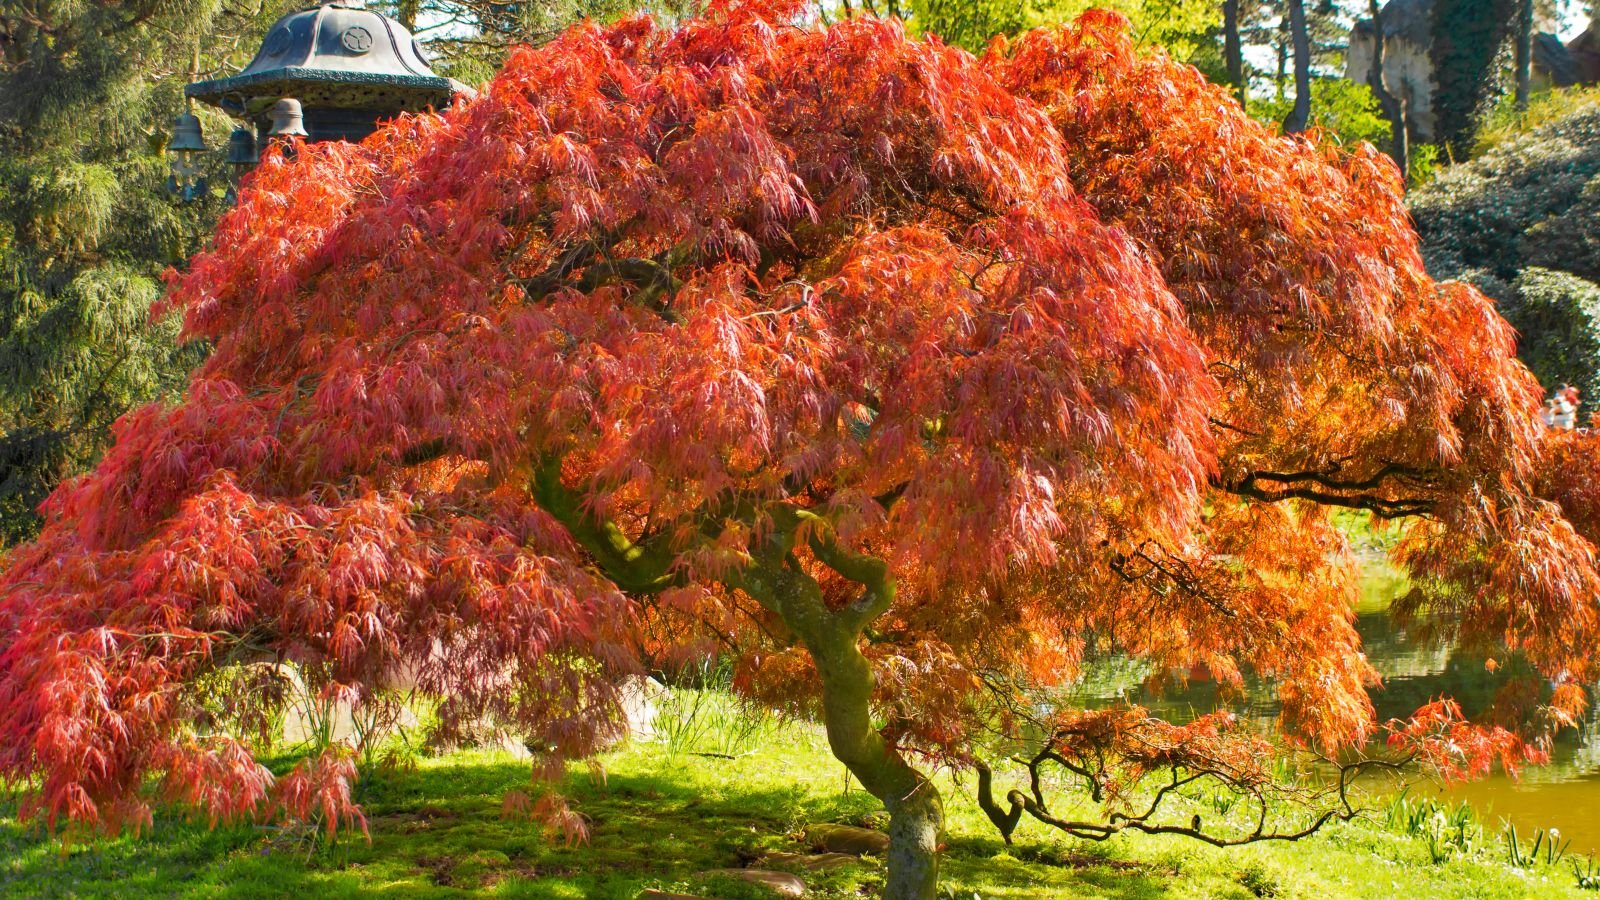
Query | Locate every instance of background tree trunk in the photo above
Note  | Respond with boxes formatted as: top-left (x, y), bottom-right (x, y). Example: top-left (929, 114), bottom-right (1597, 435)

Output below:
top-left (1224, 0), bottom-right (1248, 107)
top-left (397, 0), bottom-right (421, 31)
top-left (1367, 0), bottom-right (1411, 177)
top-left (1515, 0), bottom-right (1533, 110)
top-left (1283, 0), bottom-right (1313, 132)
top-left (1276, 14), bottom-right (1289, 101)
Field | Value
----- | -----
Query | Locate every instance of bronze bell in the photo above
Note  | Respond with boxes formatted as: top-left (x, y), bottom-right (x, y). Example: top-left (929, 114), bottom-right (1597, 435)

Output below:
top-left (267, 98), bottom-right (309, 138)
top-left (225, 127), bottom-right (257, 167)
top-left (169, 112), bottom-right (207, 153)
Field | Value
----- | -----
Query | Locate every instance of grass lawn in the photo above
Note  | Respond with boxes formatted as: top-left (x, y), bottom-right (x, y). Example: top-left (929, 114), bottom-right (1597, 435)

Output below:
top-left (2, 712), bottom-right (1590, 898)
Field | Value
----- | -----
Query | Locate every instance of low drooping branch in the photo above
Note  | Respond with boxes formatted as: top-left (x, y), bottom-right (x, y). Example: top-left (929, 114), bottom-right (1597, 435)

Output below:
top-left (971, 707), bottom-right (1412, 849)
top-left (1225, 462), bottom-right (1439, 518)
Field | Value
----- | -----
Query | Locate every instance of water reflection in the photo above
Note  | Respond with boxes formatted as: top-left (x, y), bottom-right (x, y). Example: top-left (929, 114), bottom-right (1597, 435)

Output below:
top-left (1068, 569), bottom-right (1600, 854)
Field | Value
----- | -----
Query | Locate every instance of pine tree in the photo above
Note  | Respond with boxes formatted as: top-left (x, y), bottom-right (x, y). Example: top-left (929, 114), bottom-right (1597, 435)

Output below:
top-left (0, 1), bottom-right (292, 546)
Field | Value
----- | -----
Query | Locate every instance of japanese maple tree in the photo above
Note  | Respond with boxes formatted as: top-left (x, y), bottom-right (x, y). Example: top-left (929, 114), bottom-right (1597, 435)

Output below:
top-left (4, 4), bottom-right (1600, 898)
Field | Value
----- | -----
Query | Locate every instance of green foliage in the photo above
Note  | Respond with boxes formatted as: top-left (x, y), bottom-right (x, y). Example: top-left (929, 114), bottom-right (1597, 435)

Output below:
top-left (0, 1), bottom-right (294, 545)
top-left (1383, 795), bottom-right (1482, 864)
top-left (1237, 860), bottom-right (1282, 897)
top-left (1410, 101), bottom-right (1600, 281)
top-left (1507, 822), bottom-right (1571, 868)
top-left (1249, 77), bottom-right (1390, 147)
top-left (908, 0), bottom-right (1220, 60)
top-left (1428, 0), bottom-right (1518, 157)
top-left (649, 662), bottom-right (786, 758)
top-left (381, 0), bottom-right (704, 76)
top-left (1408, 142), bottom-right (1442, 186)
top-left (1473, 85), bottom-right (1600, 159)
top-left (1410, 99), bottom-right (1600, 396)
top-left (1499, 268), bottom-right (1600, 408)
top-left (1575, 856), bottom-right (1600, 890)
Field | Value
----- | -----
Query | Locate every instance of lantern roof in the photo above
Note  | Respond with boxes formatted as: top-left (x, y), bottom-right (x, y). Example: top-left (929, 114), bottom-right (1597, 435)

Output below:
top-left (185, 1), bottom-right (459, 118)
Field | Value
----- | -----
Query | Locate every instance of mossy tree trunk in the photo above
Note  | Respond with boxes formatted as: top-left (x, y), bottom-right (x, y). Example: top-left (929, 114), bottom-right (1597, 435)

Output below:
top-left (734, 514), bottom-right (943, 900)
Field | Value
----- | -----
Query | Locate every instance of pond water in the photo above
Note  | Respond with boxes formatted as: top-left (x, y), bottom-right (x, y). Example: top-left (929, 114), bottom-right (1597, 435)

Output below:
top-left (1071, 566), bottom-right (1600, 855)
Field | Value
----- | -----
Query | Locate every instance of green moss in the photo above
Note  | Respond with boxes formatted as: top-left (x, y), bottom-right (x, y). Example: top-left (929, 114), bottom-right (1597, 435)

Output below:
top-left (1, 723), bottom-right (1592, 898)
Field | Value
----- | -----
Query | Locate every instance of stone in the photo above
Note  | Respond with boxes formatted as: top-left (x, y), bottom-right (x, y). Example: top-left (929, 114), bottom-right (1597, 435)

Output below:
top-left (760, 850), bottom-right (859, 871)
top-left (805, 823), bottom-right (891, 856)
top-left (697, 868), bottom-right (807, 897)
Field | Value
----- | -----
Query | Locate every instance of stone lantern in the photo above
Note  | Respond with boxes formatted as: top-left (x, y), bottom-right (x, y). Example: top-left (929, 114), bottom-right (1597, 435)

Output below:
top-left (181, 0), bottom-right (462, 154)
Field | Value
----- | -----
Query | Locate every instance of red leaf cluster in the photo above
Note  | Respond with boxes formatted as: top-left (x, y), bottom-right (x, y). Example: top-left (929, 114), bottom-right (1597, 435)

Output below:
top-left (1387, 699), bottom-right (1545, 782)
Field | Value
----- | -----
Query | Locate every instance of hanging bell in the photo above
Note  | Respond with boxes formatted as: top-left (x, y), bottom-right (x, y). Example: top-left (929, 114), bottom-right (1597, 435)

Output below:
top-left (169, 112), bottom-right (207, 153)
top-left (267, 98), bottom-right (309, 139)
top-left (225, 126), bottom-right (258, 167)
top-left (167, 111), bottom-right (209, 202)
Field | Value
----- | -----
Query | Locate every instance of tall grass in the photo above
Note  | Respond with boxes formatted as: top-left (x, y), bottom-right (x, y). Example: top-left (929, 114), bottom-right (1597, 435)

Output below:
top-left (1472, 85), bottom-right (1600, 159)
top-left (1384, 793), bottom-right (1482, 864)
top-left (1507, 822), bottom-right (1571, 868)
top-left (648, 659), bottom-right (785, 758)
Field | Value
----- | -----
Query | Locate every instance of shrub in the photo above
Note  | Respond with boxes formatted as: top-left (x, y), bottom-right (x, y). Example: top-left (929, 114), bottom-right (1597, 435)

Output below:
top-left (1410, 100), bottom-right (1600, 284)
top-left (1500, 268), bottom-right (1600, 407)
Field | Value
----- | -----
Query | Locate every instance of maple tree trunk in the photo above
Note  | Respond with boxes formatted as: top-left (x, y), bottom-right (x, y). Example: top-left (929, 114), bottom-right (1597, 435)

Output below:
top-left (810, 618), bottom-right (942, 900)
top-left (1515, 0), bottom-right (1533, 111)
top-left (752, 559), bottom-right (942, 899)
top-left (1283, 0), bottom-right (1312, 133)
top-left (1224, 0), bottom-right (1247, 107)
top-left (536, 462), bottom-right (944, 895)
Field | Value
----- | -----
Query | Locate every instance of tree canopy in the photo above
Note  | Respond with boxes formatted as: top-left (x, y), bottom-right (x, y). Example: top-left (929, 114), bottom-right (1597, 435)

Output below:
top-left (0, 1), bottom-right (646, 548)
top-left (3, 4), bottom-right (1599, 898)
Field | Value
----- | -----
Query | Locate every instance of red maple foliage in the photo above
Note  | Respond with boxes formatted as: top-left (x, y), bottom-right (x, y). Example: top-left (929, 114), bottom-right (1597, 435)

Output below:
top-left (3, 3), bottom-right (1598, 896)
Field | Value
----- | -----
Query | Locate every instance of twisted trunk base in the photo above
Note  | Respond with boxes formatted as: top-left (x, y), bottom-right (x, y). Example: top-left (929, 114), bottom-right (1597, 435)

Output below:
top-left (737, 530), bottom-right (944, 898)
top-left (881, 777), bottom-right (942, 899)
top-left (807, 608), bottom-right (943, 899)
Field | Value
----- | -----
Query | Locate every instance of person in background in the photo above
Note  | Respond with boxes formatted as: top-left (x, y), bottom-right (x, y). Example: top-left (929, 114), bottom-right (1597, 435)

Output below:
top-left (1548, 384), bottom-right (1579, 431)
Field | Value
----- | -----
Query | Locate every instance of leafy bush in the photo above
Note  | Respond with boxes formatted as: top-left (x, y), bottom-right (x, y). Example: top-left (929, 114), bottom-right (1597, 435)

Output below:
top-left (1473, 85), bottom-right (1600, 159)
top-left (1248, 78), bottom-right (1390, 149)
top-left (1410, 101), bottom-right (1600, 285)
top-left (1408, 143), bottom-right (1442, 187)
top-left (1237, 861), bottom-right (1281, 898)
top-left (1499, 268), bottom-right (1600, 407)
top-left (1409, 99), bottom-right (1600, 394)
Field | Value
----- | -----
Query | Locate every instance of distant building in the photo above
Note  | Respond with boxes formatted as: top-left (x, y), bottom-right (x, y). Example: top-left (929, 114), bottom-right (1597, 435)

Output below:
top-left (1348, 0), bottom-right (1596, 142)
